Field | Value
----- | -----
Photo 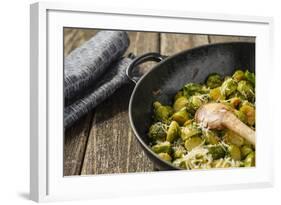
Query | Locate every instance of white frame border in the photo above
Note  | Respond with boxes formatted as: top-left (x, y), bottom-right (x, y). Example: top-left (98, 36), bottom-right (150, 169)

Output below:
top-left (30, 2), bottom-right (274, 202)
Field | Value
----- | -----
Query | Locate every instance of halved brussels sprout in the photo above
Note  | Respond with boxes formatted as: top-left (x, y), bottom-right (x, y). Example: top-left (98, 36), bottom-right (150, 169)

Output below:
top-left (228, 144), bottom-right (241, 160)
top-left (245, 70), bottom-right (255, 86)
top-left (237, 80), bottom-right (255, 101)
top-left (206, 73), bottom-right (223, 88)
top-left (183, 83), bottom-right (203, 97)
top-left (239, 101), bottom-right (255, 126)
top-left (173, 96), bottom-right (189, 112)
top-left (158, 153), bottom-right (172, 162)
top-left (207, 145), bottom-right (226, 160)
top-left (166, 121), bottom-right (180, 142)
top-left (220, 78), bottom-right (238, 97)
top-left (244, 152), bottom-right (255, 167)
top-left (184, 136), bottom-right (203, 151)
top-left (180, 123), bottom-right (201, 141)
top-left (171, 107), bottom-right (190, 125)
top-left (151, 141), bottom-right (171, 154)
top-left (153, 101), bottom-right (173, 123)
top-left (232, 70), bottom-right (245, 81)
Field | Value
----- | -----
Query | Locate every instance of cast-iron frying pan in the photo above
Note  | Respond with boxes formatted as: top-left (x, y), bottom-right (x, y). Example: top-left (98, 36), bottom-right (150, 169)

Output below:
top-left (127, 42), bottom-right (255, 170)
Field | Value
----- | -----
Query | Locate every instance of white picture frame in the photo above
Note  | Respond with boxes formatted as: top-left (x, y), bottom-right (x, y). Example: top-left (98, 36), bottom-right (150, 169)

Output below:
top-left (30, 2), bottom-right (274, 202)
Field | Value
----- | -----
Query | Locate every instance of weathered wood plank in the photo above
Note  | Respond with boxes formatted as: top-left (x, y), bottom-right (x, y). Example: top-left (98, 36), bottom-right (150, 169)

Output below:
top-left (208, 35), bottom-right (255, 43)
top-left (63, 28), bottom-right (96, 176)
top-left (64, 115), bottom-right (92, 176)
top-left (126, 32), bottom-right (160, 74)
top-left (160, 33), bottom-right (209, 55)
top-left (81, 31), bottom-right (158, 175)
top-left (81, 84), bottom-right (154, 175)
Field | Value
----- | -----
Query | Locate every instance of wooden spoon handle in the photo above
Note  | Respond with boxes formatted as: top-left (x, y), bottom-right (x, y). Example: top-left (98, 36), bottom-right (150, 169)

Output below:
top-left (222, 112), bottom-right (256, 146)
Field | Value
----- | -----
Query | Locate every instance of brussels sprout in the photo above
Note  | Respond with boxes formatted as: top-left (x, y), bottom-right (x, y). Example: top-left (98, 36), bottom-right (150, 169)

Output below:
top-left (183, 83), bottom-right (203, 97)
top-left (151, 141), bottom-right (171, 154)
top-left (183, 119), bottom-right (193, 126)
top-left (232, 70), bottom-right (245, 81)
top-left (224, 130), bottom-right (244, 147)
top-left (189, 94), bottom-right (209, 112)
top-left (209, 87), bottom-right (225, 101)
top-left (153, 101), bottom-right (173, 123)
top-left (220, 78), bottom-right (238, 97)
top-left (237, 80), bottom-right (255, 101)
top-left (173, 96), bottom-right (189, 112)
top-left (184, 136), bottom-right (203, 151)
top-left (172, 158), bottom-right (187, 168)
top-left (244, 152), bottom-right (255, 167)
top-left (172, 145), bottom-right (186, 159)
top-left (206, 73), bottom-right (223, 88)
top-left (241, 145), bottom-right (253, 159)
top-left (207, 145), bottom-right (226, 160)
top-left (171, 107), bottom-right (190, 125)
top-left (239, 101), bottom-right (255, 126)
top-left (228, 144), bottom-right (241, 160)
top-left (233, 110), bottom-right (247, 124)
top-left (229, 97), bottom-right (241, 108)
top-left (166, 121), bottom-right (180, 142)
top-left (158, 153), bottom-right (172, 162)
top-left (148, 122), bottom-right (167, 141)
top-left (245, 70), bottom-right (255, 86)
top-left (203, 130), bottom-right (219, 145)
top-left (180, 123), bottom-right (201, 141)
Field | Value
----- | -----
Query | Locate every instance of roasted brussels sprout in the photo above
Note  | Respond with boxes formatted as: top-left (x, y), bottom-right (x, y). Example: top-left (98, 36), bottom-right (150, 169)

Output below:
top-left (158, 153), bottom-right (172, 162)
top-left (228, 144), bottom-right (241, 160)
top-left (153, 101), bottom-right (173, 123)
top-left (203, 130), bottom-right (219, 145)
top-left (184, 136), bottom-right (203, 151)
top-left (244, 152), bottom-right (255, 167)
top-left (220, 78), bottom-right (238, 97)
top-left (228, 97), bottom-right (241, 108)
top-left (237, 80), bottom-right (255, 101)
top-left (207, 145), bottom-right (226, 160)
top-left (224, 130), bottom-right (244, 147)
top-left (166, 121), bottom-right (180, 142)
top-left (171, 107), bottom-right (189, 125)
top-left (173, 96), bottom-right (189, 112)
top-left (206, 73), bottom-right (223, 88)
top-left (209, 87), bottom-right (224, 101)
top-left (245, 70), bottom-right (255, 86)
top-left (172, 145), bottom-right (186, 159)
top-left (239, 101), bottom-right (255, 126)
top-left (232, 70), bottom-right (245, 81)
top-left (183, 83), bottom-right (203, 97)
top-left (151, 141), bottom-right (171, 154)
top-left (180, 123), bottom-right (201, 141)
top-left (172, 158), bottom-right (186, 168)
top-left (148, 122), bottom-right (167, 141)
top-left (240, 145), bottom-right (253, 159)
top-left (189, 94), bottom-right (209, 112)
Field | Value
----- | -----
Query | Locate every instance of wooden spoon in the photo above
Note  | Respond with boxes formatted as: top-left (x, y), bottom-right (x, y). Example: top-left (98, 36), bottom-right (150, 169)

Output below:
top-left (195, 103), bottom-right (255, 146)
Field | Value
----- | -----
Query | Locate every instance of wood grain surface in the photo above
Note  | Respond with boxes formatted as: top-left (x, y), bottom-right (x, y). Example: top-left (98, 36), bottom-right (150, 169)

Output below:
top-left (63, 29), bottom-right (255, 176)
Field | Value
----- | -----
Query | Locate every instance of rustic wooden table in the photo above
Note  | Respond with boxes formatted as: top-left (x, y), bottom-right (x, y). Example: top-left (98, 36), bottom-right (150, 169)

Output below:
top-left (63, 28), bottom-right (254, 176)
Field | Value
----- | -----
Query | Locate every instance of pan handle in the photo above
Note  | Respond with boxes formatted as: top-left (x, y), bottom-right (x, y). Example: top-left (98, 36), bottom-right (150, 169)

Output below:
top-left (126, 52), bottom-right (167, 83)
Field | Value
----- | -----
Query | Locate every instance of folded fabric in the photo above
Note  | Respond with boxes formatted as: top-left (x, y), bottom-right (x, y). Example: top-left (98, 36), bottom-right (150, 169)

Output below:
top-left (64, 31), bottom-right (130, 102)
top-left (64, 57), bottom-right (133, 128)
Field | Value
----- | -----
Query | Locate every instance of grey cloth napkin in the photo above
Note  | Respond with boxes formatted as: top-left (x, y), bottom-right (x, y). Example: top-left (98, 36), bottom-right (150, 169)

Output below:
top-left (64, 57), bottom-right (132, 128)
top-left (64, 31), bottom-right (130, 101)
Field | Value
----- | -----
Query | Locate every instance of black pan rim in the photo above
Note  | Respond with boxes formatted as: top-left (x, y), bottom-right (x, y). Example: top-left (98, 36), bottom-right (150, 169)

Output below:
top-left (128, 41), bottom-right (255, 170)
